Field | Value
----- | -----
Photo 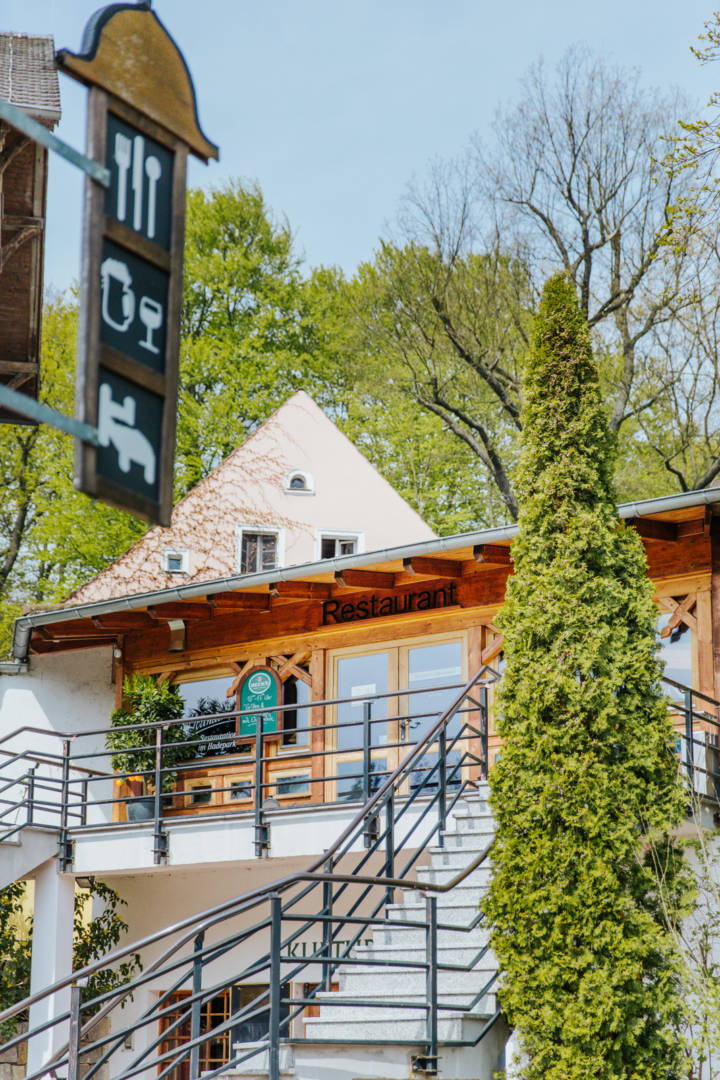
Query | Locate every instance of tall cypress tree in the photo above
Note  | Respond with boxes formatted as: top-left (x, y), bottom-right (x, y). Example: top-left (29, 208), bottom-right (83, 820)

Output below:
top-left (485, 274), bottom-right (688, 1079)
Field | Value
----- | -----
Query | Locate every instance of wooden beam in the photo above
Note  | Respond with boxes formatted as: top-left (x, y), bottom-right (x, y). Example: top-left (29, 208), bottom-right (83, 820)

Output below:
top-left (211, 593), bottom-right (271, 612)
top-left (148, 602), bottom-right (214, 621)
top-left (402, 556), bottom-right (463, 578)
top-left (473, 544), bottom-right (513, 567)
top-left (226, 658), bottom-right (258, 697)
top-left (274, 650), bottom-right (312, 685)
top-left (481, 633), bottom-right (504, 665)
top-left (92, 612), bottom-right (155, 630)
top-left (269, 582), bottom-right (333, 600)
top-left (660, 593), bottom-right (697, 637)
top-left (334, 569), bottom-right (397, 590)
top-left (628, 518), bottom-right (679, 543)
top-left (42, 620), bottom-right (118, 640)
top-left (711, 517), bottom-right (720, 700)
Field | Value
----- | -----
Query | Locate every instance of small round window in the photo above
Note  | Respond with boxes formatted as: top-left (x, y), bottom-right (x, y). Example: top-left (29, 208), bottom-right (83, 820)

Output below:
top-left (289, 474), bottom-right (307, 490)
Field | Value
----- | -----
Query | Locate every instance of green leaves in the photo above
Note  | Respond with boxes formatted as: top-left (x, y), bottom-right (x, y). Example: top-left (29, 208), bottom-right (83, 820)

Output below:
top-left (485, 274), bottom-right (688, 1080)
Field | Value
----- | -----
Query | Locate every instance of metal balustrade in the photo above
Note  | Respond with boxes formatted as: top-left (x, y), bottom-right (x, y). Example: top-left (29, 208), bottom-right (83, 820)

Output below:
top-left (1, 671), bottom-right (718, 1080)
top-left (0, 666), bottom-right (499, 1080)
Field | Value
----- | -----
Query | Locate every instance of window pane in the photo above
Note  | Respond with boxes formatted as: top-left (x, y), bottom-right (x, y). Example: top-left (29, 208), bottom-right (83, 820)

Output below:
top-left (178, 677), bottom-right (237, 759)
top-left (321, 537), bottom-right (336, 559)
top-left (241, 533), bottom-right (257, 573)
top-left (276, 774), bottom-right (310, 796)
top-left (261, 534), bottom-right (277, 570)
top-left (336, 653), bottom-right (389, 750)
top-left (283, 676), bottom-right (310, 746)
top-left (339, 539), bottom-right (356, 555)
top-left (657, 614), bottom-right (692, 699)
top-left (336, 758), bottom-right (387, 803)
top-left (406, 641), bottom-right (463, 742)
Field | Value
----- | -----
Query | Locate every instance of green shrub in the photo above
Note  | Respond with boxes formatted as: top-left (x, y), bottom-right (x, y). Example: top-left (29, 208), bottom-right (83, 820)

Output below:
top-left (107, 675), bottom-right (191, 793)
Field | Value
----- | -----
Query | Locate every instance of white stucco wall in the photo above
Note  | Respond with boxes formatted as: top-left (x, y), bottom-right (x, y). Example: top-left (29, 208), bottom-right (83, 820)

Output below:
top-left (0, 649), bottom-right (116, 836)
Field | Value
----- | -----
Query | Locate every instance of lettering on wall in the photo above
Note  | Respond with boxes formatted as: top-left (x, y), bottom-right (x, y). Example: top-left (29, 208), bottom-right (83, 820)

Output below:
top-left (322, 582), bottom-right (459, 626)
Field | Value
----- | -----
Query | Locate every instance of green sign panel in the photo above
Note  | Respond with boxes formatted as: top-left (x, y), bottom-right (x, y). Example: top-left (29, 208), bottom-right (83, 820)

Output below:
top-left (239, 668), bottom-right (280, 737)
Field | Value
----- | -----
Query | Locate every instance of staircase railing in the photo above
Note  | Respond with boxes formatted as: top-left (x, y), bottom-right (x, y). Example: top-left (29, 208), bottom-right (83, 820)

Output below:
top-left (1, 673), bottom-right (716, 1079)
top-left (0, 665), bottom-right (500, 1080)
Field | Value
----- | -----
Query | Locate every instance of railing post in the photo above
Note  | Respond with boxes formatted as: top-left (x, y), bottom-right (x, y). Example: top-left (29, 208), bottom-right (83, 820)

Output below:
top-left (362, 700), bottom-right (372, 803)
top-left (384, 793), bottom-right (395, 912)
top-left (153, 726), bottom-right (168, 864)
top-left (684, 689), bottom-right (695, 793)
top-left (322, 855), bottom-right (334, 991)
top-left (254, 722), bottom-right (269, 856)
top-left (26, 766), bottom-right (36, 826)
top-left (480, 685), bottom-right (489, 781)
top-left (269, 894), bottom-right (282, 1080)
top-left (438, 726), bottom-right (447, 848)
top-left (58, 739), bottom-right (73, 870)
top-left (362, 700), bottom-right (378, 847)
top-left (68, 982), bottom-right (82, 1080)
top-left (189, 929), bottom-right (205, 1080)
top-left (425, 894), bottom-right (438, 1075)
top-left (80, 778), bottom-right (88, 827)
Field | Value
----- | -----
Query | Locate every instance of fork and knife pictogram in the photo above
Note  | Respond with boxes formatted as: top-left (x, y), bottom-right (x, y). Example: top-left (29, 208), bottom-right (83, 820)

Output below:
top-left (113, 131), bottom-right (162, 239)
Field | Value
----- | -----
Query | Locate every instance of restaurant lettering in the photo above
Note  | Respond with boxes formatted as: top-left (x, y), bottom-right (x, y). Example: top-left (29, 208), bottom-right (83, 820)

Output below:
top-left (322, 582), bottom-right (459, 625)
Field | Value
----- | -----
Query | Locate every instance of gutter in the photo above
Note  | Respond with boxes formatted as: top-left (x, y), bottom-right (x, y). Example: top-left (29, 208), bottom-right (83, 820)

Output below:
top-left (10, 486), bottom-right (720, 662)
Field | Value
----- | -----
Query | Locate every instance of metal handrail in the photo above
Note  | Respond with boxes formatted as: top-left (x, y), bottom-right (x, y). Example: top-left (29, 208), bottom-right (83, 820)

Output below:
top-left (0, 666), bottom-right (498, 1080)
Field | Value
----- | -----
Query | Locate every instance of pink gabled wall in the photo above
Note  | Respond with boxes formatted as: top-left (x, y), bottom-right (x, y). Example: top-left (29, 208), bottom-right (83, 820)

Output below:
top-left (69, 392), bottom-right (435, 604)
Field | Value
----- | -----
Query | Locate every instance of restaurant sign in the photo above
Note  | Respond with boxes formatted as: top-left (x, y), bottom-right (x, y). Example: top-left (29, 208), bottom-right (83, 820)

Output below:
top-left (322, 582), bottom-right (459, 625)
top-left (239, 668), bottom-right (281, 737)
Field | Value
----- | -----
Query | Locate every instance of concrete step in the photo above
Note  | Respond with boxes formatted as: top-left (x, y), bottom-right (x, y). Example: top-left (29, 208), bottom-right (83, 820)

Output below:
top-left (367, 923), bottom-right (489, 950)
top-left (416, 863), bottom-right (492, 888)
top-left (303, 1011), bottom-right (493, 1043)
top-left (351, 942), bottom-right (492, 967)
top-left (337, 965), bottom-right (496, 997)
top-left (310, 988), bottom-right (497, 1025)
top-left (427, 844), bottom-right (494, 869)
top-left (429, 829), bottom-right (494, 853)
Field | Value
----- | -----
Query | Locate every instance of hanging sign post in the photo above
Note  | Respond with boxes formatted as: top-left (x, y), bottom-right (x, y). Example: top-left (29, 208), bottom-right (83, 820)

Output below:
top-left (57, 2), bottom-right (218, 525)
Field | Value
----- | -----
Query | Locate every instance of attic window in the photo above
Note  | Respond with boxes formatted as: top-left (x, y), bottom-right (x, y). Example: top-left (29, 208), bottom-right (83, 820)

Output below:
top-left (284, 470), bottom-right (314, 495)
top-left (162, 549), bottom-right (189, 574)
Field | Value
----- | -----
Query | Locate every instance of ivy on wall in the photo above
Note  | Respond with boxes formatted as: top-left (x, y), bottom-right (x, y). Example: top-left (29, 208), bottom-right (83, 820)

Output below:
top-left (484, 274), bottom-right (691, 1080)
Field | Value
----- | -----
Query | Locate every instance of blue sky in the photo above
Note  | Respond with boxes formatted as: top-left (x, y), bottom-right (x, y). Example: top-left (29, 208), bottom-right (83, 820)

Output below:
top-left (5, 0), bottom-right (719, 294)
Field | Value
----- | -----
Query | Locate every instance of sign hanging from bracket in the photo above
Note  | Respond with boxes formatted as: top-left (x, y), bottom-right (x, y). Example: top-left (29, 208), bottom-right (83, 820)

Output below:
top-left (57, 1), bottom-right (218, 526)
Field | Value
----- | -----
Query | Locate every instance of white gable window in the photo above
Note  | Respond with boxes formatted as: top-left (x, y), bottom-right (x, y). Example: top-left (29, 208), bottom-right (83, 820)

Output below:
top-left (236, 525), bottom-right (285, 574)
top-left (284, 469), bottom-right (314, 495)
top-left (316, 530), bottom-right (364, 560)
top-left (161, 549), bottom-right (189, 574)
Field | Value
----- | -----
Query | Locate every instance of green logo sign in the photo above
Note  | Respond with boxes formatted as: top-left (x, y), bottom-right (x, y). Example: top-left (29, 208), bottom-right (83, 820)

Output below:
top-left (239, 667), bottom-right (279, 737)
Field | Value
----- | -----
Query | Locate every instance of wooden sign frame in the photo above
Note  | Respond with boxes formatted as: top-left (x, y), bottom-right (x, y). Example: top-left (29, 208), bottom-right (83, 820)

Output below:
top-left (75, 88), bottom-right (187, 525)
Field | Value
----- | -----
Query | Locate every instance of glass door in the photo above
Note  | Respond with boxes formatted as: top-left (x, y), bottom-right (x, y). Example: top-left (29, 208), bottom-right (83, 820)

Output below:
top-left (332, 651), bottom-right (395, 802)
top-left (401, 640), bottom-right (464, 793)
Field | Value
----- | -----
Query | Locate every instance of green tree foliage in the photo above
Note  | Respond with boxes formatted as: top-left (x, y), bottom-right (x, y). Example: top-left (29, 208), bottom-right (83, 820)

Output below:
top-left (73, 880), bottom-right (141, 1015)
top-left (484, 274), bottom-right (690, 1080)
top-left (0, 299), bottom-right (146, 653)
top-left (0, 882), bottom-right (31, 1039)
top-left (323, 245), bottom-right (528, 527)
top-left (0, 879), bottom-right (140, 1037)
top-left (177, 181), bottom-right (346, 495)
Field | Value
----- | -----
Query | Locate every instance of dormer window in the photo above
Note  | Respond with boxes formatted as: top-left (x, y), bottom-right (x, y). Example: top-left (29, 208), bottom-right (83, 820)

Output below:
top-left (284, 470), bottom-right (314, 495)
top-left (162, 549), bottom-right (189, 574)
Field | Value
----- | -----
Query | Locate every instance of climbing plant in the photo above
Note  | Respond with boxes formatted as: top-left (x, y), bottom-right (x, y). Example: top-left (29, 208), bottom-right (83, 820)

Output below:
top-left (484, 273), bottom-right (691, 1080)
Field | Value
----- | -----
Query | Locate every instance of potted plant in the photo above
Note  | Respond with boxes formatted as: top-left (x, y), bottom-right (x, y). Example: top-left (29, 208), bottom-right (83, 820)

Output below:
top-left (107, 675), bottom-right (193, 821)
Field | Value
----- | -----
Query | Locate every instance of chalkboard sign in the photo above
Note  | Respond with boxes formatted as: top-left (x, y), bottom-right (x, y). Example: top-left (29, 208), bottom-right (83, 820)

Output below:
top-left (239, 668), bottom-right (281, 737)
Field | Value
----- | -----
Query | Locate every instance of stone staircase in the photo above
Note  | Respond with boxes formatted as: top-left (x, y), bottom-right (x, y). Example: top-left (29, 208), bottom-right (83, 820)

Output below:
top-left (224, 786), bottom-right (507, 1079)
